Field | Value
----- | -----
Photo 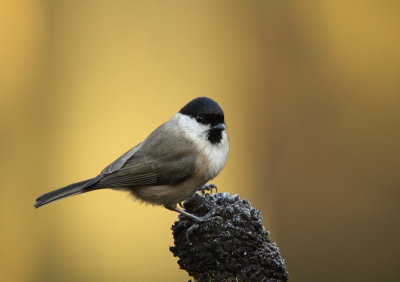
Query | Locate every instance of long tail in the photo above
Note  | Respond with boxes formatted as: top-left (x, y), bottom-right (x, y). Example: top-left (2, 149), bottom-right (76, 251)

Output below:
top-left (34, 178), bottom-right (100, 208)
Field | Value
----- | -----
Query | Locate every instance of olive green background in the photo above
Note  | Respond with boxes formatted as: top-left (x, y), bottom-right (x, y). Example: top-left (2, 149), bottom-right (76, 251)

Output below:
top-left (1, 1), bottom-right (399, 281)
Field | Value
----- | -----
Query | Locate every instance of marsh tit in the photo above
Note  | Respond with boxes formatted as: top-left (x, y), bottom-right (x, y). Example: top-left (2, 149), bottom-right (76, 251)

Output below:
top-left (34, 97), bottom-right (229, 221)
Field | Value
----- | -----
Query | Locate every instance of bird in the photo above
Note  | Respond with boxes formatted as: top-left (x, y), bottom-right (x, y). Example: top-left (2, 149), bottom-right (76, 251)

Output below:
top-left (34, 97), bottom-right (229, 222)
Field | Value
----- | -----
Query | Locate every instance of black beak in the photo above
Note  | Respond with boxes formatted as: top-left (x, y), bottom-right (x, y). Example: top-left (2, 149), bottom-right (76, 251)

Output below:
top-left (212, 123), bottom-right (225, 131)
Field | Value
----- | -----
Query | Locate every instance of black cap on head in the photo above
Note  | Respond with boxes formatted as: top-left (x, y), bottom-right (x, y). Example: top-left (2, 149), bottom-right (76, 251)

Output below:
top-left (180, 97), bottom-right (224, 119)
top-left (180, 97), bottom-right (225, 144)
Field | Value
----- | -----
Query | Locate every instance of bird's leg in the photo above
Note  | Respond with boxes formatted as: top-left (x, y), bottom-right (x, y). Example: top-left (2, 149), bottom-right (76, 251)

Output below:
top-left (165, 204), bottom-right (217, 241)
top-left (165, 204), bottom-right (216, 222)
top-left (198, 183), bottom-right (217, 195)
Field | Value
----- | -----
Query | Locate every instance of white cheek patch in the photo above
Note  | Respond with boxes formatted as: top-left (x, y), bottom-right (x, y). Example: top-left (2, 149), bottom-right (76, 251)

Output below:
top-left (175, 113), bottom-right (229, 178)
top-left (175, 113), bottom-right (210, 141)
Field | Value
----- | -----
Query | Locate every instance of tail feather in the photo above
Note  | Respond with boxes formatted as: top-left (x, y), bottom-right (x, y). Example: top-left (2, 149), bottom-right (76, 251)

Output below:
top-left (34, 179), bottom-right (94, 208)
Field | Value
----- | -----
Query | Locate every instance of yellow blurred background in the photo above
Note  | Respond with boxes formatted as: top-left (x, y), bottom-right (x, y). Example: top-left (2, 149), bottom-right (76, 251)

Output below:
top-left (1, 1), bottom-right (399, 281)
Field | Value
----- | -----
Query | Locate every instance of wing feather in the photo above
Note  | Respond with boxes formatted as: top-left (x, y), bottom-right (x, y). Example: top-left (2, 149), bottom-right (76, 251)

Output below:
top-left (96, 151), bottom-right (196, 188)
top-left (96, 122), bottom-right (198, 189)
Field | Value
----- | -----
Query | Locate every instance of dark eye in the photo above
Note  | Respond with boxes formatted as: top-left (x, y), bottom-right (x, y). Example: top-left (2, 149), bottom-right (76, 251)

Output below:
top-left (195, 115), bottom-right (204, 123)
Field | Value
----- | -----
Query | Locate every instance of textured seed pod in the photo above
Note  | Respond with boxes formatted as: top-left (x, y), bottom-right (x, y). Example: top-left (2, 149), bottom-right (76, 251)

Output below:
top-left (170, 193), bottom-right (288, 282)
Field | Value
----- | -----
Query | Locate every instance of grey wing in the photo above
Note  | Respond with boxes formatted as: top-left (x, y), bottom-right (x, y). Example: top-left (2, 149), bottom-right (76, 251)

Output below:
top-left (95, 149), bottom-right (197, 188)
top-left (100, 143), bottom-right (143, 175)
top-left (80, 144), bottom-right (144, 190)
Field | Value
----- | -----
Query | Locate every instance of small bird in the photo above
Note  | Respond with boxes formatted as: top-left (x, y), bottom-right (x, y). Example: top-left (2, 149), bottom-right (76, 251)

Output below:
top-left (34, 97), bottom-right (229, 221)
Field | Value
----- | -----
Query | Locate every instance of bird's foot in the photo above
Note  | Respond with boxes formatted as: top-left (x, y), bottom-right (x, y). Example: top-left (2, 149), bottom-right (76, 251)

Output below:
top-left (165, 204), bottom-right (220, 241)
top-left (184, 208), bottom-right (219, 241)
top-left (198, 183), bottom-right (217, 195)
